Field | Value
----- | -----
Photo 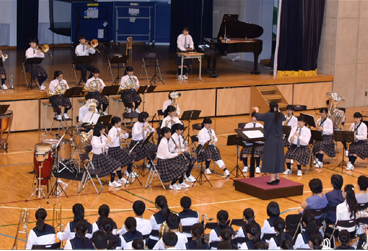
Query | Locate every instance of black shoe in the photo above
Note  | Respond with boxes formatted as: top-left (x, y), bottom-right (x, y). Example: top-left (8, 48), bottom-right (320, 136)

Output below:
top-left (275, 179), bottom-right (280, 185)
top-left (267, 180), bottom-right (277, 185)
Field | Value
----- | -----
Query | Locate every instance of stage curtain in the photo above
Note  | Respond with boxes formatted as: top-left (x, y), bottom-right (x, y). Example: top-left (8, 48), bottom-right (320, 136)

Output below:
top-left (276, 0), bottom-right (325, 76)
top-left (169, 0), bottom-right (213, 53)
top-left (17, 0), bottom-right (39, 50)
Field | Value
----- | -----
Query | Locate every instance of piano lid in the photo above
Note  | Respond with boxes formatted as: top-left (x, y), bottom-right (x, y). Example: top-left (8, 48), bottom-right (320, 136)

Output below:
top-left (217, 14), bottom-right (264, 39)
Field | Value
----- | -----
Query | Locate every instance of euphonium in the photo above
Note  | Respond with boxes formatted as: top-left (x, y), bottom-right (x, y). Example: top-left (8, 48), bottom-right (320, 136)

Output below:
top-left (84, 80), bottom-right (102, 92)
top-left (158, 221), bottom-right (183, 239)
top-left (52, 203), bottom-right (63, 233)
top-left (86, 98), bottom-right (99, 110)
top-left (12, 208), bottom-right (30, 250)
top-left (48, 81), bottom-right (67, 97)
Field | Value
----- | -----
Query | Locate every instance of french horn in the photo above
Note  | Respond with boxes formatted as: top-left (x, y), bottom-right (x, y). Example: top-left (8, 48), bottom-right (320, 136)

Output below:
top-left (84, 80), bottom-right (102, 92)
top-left (119, 76), bottom-right (137, 92)
top-left (48, 81), bottom-right (67, 97)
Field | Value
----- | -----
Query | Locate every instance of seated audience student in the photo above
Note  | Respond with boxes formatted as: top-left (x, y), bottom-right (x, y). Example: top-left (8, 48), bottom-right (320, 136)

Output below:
top-left (132, 238), bottom-right (145, 249)
top-left (120, 66), bottom-right (142, 113)
top-left (25, 38), bottom-right (48, 90)
top-left (219, 228), bottom-right (237, 249)
top-left (178, 196), bottom-right (199, 240)
top-left (208, 210), bottom-right (235, 248)
top-left (301, 178), bottom-right (328, 220)
top-left (163, 232), bottom-right (178, 250)
top-left (100, 218), bottom-right (123, 249)
top-left (347, 112), bottom-right (368, 171)
top-left (240, 224), bottom-right (262, 250)
top-left (186, 223), bottom-right (209, 250)
top-left (0, 49), bottom-right (8, 90)
top-left (294, 213), bottom-right (320, 249)
top-left (92, 204), bottom-right (117, 234)
top-left (282, 105), bottom-right (298, 147)
top-left (241, 112), bottom-right (264, 174)
top-left (92, 230), bottom-right (108, 250)
top-left (57, 204), bottom-right (93, 241)
top-left (118, 200), bottom-right (152, 238)
top-left (64, 220), bottom-right (94, 250)
top-left (153, 213), bottom-right (188, 249)
top-left (162, 91), bottom-right (181, 117)
top-left (147, 195), bottom-right (170, 249)
top-left (121, 217), bottom-right (144, 249)
top-left (281, 239), bottom-right (294, 250)
top-left (234, 208), bottom-right (261, 241)
top-left (362, 228), bottom-right (368, 250)
top-left (156, 127), bottom-right (189, 190)
top-left (74, 34), bottom-right (96, 84)
top-left (197, 117), bottom-right (230, 177)
top-left (284, 115), bottom-right (311, 177)
top-left (85, 68), bottom-right (109, 114)
top-left (161, 105), bottom-right (183, 129)
top-left (356, 175), bottom-right (368, 249)
top-left (261, 201), bottom-right (280, 242)
top-left (253, 241), bottom-right (268, 250)
top-left (268, 218), bottom-right (293, 250)
top-left (48, 71), bottom-right (72, 121)
top-left (336, 184), bottom-right (358, 234)
top-left (176, 27), bottom-right (194, 80)
top-left (325, 174), bottom-right (345, 224)
top-left (335, 230), bottom-right (355, 250)
top-left (26, 208), bottom-right (55, 249)
top-left (308, 233), bottom-right (323, 250)
top-left (217, 241), bottom-right (232, 250)
top-left (313, 107), bottom-right (335, 168)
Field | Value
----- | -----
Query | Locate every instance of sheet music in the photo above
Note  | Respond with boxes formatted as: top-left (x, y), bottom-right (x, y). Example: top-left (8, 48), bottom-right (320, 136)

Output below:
top-left (243, 130), bottom-right (263, 139)
top-left (82, 112), bottom-right (100, 124)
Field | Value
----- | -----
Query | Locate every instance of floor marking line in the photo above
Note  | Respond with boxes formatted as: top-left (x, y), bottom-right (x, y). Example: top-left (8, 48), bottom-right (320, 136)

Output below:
top-left (0, 232), bottom-right (25, 242)
top-left (0, 163), bottom-right (33, 167)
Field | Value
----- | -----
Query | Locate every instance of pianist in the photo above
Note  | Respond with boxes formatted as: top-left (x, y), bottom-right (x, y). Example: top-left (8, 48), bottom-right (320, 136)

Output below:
top-left (176, 27), bottom-right (194, 80)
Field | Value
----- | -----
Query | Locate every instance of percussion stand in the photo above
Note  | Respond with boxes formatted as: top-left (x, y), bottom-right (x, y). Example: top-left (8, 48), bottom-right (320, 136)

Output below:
top-left (26, 162), bottom-right (49, 204)
top-left (48, 176), bottom-right (68, 198)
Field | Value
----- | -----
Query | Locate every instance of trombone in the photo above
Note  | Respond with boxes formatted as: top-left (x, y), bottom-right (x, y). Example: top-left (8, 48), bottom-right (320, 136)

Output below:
top-left (86, 39), bottom-right (100, 53)
top-left (12, 208), bottom-right (30, 250)
top-left (38, 44), bottom-right (53, 59)
top-left (52, 203), bottom-right (63, 233)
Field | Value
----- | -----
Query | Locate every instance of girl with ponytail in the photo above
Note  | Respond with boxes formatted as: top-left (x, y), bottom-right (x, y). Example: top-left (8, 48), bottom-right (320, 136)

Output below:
top-left (268, 218), bottom-right (293, 249)
top-left (240, 223), bottom-right (262, 250)
top-left (64, 220), bottom-right (94, 249)
top-left (294, 213), bottom-right (320, 249)
top-left (121, 217), bottom-right (143, 249)
top-left (234, 208), bottom-right (261, 241)
top-left (92, 204), bottom-right (118, 234)
top-left (209, 210), bottom-right (235, 246)
top-left (336, 184), bottom-right (358, 233)
top-left (186, 223), bottom-right (209, 249)
top-left (308, 233), bottom-right (323, 250)
top-left (336, 230), bottom-right (354, 249)
top-left (26, 209), bottom-right (56, 249)
top-left (101, 218), bottom-right (123, 249)
top-left (147, 195), bottom-right (170, 249)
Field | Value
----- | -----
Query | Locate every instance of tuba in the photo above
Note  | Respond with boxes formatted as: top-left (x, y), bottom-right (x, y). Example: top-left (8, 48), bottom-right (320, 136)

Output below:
top-left (12, 208), bottom-right (30, 250)
top-left (326, 92), bottom-right (345, 129)
top-left (84, 80), bottom-right (102, 92)
top-left (48, 81), bottom-right (67, 97)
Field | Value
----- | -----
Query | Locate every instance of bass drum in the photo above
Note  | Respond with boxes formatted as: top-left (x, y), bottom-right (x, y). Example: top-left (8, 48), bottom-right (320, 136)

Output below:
top-left (34, 143), bottom-right (53, 186)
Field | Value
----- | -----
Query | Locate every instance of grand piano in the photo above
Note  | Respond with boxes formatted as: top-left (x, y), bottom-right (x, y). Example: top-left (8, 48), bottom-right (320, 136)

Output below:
top-left (201, 14), bottom-right (263, 76)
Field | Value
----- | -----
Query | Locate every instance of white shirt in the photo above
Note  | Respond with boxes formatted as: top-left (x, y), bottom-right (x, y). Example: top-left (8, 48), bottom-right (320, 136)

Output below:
top-left (25, 47), bottom-right (45, 59)
top-left (120, 75), bottom-right (140, 90)
top-left (85, 77), bottom-right (105, 91)
top-left (56, 222), bottom-right (93, 241)
top-left (288, 126), bottom-right (311, 146)
top-left (108, 126), bottom-right (129, 148)
top-left (75, 44), bottom-right (95, 56)
top-left (1, 55), bottom-right (5, 62)
top-left (117, 217), bottom-right (153, 236)
top-left (169, 133), bottom-right (185, 153)
top-left (350, 122), bottom-right (367, 141)
top-left (149, 214), bottom-right (162, 241)
top-left (294, 231), bottom-right (310, 249)
top-left (161, 116), bottom-right (182, 129)
top-left (132, 122), bottom-right (155, 141)
top-left (179, 213), bottom-right (199, 238)
top-left (316, 117), bottom-right (334, 136)
top-left (198, 128), bottom-right (218, 146)
top-left (336, 200), bottom-right (356, 232)
top-left (162, 100), bottom-right (181, 116)
top-left (91, 135), bottom-right (107, 155)
top-left (268, 236), bottom-right (281, 250)
top-left (157, 138), bottom-right (178, 159)
top-left (92, 222), bottom-right (117, 235)
top-left (26, 228), bottom-right (56, 249)
top-left (153, 232), bottom-right (188, 250)
top-left (177, 34), bottom-right (194, 51)
top-left (261, 219), bottom-right (277, 239)
top-left (283, 115), bottom-right (298, 131)
top-left (48, 79), bottom-right (69, 93)
top-left (244, 122), bottom-right (263, 129)
top-left (78, 105), bottom-right (97, 123)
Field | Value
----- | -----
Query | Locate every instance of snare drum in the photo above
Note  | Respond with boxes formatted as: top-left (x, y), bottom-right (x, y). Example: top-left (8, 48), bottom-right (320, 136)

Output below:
top-left (59, 139), bottom-right (72, 161)
top-left (34, 143), bottom-right (53, 186)
top-left (42, 139), bottom-right (59, 149)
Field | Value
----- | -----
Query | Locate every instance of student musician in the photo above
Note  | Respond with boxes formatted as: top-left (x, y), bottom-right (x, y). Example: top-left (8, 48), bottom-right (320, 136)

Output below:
top-left (25, 38), bottom-right (48, 90)
top-left (91, 123), bottom-right (126, 187)
top-left (75, 34), bottom-right (96, 84)
top-left (241, 112), bottom-right (264, 174)
top-left (120, 66), bottom-right (142, 113)
top-left (347, 112), bottom-right (368, 171)
top-left (313, 107), bottom-right (335, 168)
top-left (157, 127), bottom-right (189, 190)
top-left (26, 208), bottom-right (56, 249)
top-left (197, 117), bottom-right (230, 177)
top-left (284, 115), bottom-right (311, 177)
top-left (85, 68), bottom-right (108, 115)
top-left (283, 105), bottom-right (298, 147)
top-left (64, 220), bottom-right (94, 250)
top-left (162, 91), bottom-right (181, 116)
top-left (0, 50), bottom-right (8, 90)
top-left (48, 71), bottom-right (72, 121)
top-left (161, 105), bottom-right (183, 129)
top-left (78, 98), bottom-right (98, 124)
top-left (176, 27), bottom-right (194, 80)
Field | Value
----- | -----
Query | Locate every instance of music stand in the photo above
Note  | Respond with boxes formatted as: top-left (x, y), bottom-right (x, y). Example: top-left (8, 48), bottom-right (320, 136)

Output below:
top-left (149, 60), bottom-right (165, 85)
top-left (136, 132), bottom-right (155, 177)
top-left (301, 113), bottom-right (317, 128)
top-left (97, 115), bottom-right (112, 125)
top-left (101, 85), bottom-right (119, 96)
top-left (310, 129), bottom-right (324, 167)
top-left (22, 58), bottom-right (43, 90)
top-left (137, 85), bottom-right (157, 112)
top-left (193, 140), bottom-right (212, 187)
top-left (109, 55), bottom-right (128, 85)
top-left (181, 110), bottom-right (201, 142)
top-left (227, 134), bottom-right (246, 178)
top-left (63, 87), bottom-right (84, 98)
top-left (333, 130), bottom-right (354, 172)
top-left (72, 56), bottom-right (93, 85)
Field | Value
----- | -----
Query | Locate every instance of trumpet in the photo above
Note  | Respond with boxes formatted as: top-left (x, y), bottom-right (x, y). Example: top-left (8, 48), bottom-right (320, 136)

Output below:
top-left (38, 44), bottom-right (53, 59)
top-left (86, 39), bottom-right (100, 53)
top-left (12, 208), bottom-right (30, 250)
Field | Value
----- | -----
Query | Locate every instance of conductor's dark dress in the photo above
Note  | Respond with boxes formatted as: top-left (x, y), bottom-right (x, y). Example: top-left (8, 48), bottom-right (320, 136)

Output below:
top-left (255, 112), bottom-right (286, 174)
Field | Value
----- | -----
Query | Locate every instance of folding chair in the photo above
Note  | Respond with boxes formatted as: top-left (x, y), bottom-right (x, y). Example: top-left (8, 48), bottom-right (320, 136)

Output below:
top-left (145, 150), bottom-right (166, 190)
top-left (20, 61), bottom-right (39, 90)
top-left (329, 219), bottom-right (357, 242)
top-left (237, 123), bottom-right (246, 129)
top-left (140, 52), bottom-right (162, 81)
top-left (32, 242), bottom-right (61, 249)
top-left (123, 112), bottom-right (139, 132)
top-left (78, 152), bottom-right (104, 194)
top-left (304, 208), bottom-right (327, 227)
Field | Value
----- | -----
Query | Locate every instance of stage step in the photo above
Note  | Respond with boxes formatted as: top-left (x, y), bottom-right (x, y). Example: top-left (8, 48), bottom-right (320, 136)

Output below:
top-left (250, 86), bottom-right (289, 113)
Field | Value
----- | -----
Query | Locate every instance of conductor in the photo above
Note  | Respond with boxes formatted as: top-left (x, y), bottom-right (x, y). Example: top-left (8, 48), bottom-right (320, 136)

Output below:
top-left (252, 102), bottom-right (285, 185)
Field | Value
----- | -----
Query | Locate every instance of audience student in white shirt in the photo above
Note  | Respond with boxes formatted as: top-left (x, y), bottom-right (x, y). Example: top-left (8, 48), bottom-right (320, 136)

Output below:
top-left (162, 232), bottom-right (178, 250)
top-left (91, 231), bottom-right (108, 250)
top-left (261, 202), bottom-right (280, 242)
top-left (26, 208), bottom-right (56, 249)
top-left (347, 112), bottom-right (368, 171)
top-left (74, 34), bottom-right (96, 84)
top-left (48, 71), bottom-right (72, 121)
top-left (162, 91), bottom-right (181, 117)
top-left (84, 68), bottom-right (109, 114)
top-left (268, 218), bottom-right (293, 250)
top-left (308, 233), bottom-right (323, 250)
top-left (91, 123), bottom-right (125, 188)
top-left (153, 213), bottom-right (188, 249)
top-left (234, 208), bottom-right (261, 241)
top-left (64, 220), bottom-right (94, 250)
top-left (92, 204), bottom-right (117, 234)
top-left (25, 38), bottom-right (48, 90)
top-left (294, 213), bottom-right (320, 249)
top-left (185, 224), bottom-right (210, 250)
top-left (240, 224), bottom-right (262, 250)
top-left (241, 112), bottom-right (264, 173)
top-left (208, 210), bottom-right (235, 248)
top-left (161, 105), bottom-right (182, 129)
top-left (0, 49), bottom-right (8, 90)
top-left (313, 107), bottom-right (335, 168)
top-left (178, 196), bottom-right (199, 239)
top-left (147, 196), bottom-right (170, 249)
top-left (120, 217), bottom-right (144, 249)
top-left (196, 117), bottom-right (230, 177)
top-left (176, 27), bottom-right (194, 80)
top-left (132, 239), bottom-right (145, 249)
top-left (336, 184), bottom-right (358, 233)
top-left (120, 66), bottom-right (142, 113)
top-left (284, 115), bottom-right (312, 177)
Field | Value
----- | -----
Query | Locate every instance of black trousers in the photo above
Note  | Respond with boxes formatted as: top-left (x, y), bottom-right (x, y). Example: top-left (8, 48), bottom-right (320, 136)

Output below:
top-left (75, 64), bottom-right (95, 82)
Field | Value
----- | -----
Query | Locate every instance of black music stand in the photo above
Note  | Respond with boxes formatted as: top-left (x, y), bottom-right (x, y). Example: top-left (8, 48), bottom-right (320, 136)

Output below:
top-left (72, 56), bottom-right (93, 85)
top-left (181, 110), bottom-right (201, 142)
top-left (235, 128), bottom-right (265, 178)
top-left (310, 129), bottom-right (324, 167)
top-left (23, 58), bottom-right (43, 90)
top-left (137, 132), bottom-right (155, 177)
top-left (97, 115), bottom-right (112, 125)
top-left (63, 87), bottom-right (84, 98)
top-left (149, 60), bottom-right (165, 85)
top-left (101, 85), bottom-right (119, 96)
top-left (282, 126), bottom-right (291, 145)
top-left (109, 55), bottom-right (128, 85)
top-left (137, 85), bottom-right (157, 112)
top-left (333, 130), bottom-right (354, 172)
top-left (193, 140), bottom-right (212, 187)
top-left (301, 113), bottom-right (317, 128)
top-left (227, 134), bottom-right (246, 178)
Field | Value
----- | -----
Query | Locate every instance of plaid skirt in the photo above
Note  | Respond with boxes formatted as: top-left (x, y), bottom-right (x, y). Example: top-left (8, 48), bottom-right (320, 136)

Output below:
top-left (49, 95), bottom-right (72, 108)
top-left (349, 140), bottom-right (368, 160)
top-left (240, 145), bottom-right (264, 159)
top-left (183, 152), bottom-right (196, 166)
top-left (283, 137), bottom-right (291, 147)
top-left (0, 67), bottom-right (6, 78)
top-left (285, 144), bottom-right (311, 166)
top-left (196, 144), bottom-right (222, 163)
top-left (108, 147), bottom-right (134, 167)
top-left (176, 55), bottom-right (193, 66)
top-left (156, 155), bottom-right (188, 183)
top-left (92, 153), bottom-right (121, 177)
top-left (129, 140), bottom-right (157, 161)
top-left (121, 89), bottom-right (142, 104)
top-left (86, 92), bottom-right (109, 105)
top-left (26, 64), bottom-right (48, 80)
top-left (313, 135), bottom-right (336, 157)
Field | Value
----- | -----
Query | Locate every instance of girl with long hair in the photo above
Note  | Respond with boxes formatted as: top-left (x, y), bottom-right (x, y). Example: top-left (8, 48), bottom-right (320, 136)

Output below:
top-left (92, 204), bottom-right (117, 234)
top-left (26, 208), bottom-right (56, 249)
top-left (121, 217), bottom-right (144, 249)
top-left (240, 224), bottom-right (262, 250)
top-left (268, 218), bottom-right (293, 249)
top-left (347, 112), bottom-right (368, 171)
top-left (208, 210), bottom-right (235, 247)
top-left (336, 184), bottom-right (358, 233)
top-left (64, 220), bottom-right (94, 249)
top-left (161, 105), bottom-right (183, 129)
top-left (147, 195), bottom-right (170, 249)
top-left (186, 223), bottom-right (209, 249)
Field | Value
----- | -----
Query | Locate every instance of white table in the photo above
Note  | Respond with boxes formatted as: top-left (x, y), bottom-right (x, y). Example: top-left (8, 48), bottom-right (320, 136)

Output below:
top-left (177, 52), bottom-right (204, 82)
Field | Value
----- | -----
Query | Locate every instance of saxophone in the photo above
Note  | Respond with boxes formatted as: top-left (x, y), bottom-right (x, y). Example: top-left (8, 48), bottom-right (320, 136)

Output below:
top-left (48, 81), bottom-right (67, 97)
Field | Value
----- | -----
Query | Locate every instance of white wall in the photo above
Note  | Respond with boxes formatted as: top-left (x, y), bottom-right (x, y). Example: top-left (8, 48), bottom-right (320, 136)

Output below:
top-left (0, 0), bottom-right (17, 46)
